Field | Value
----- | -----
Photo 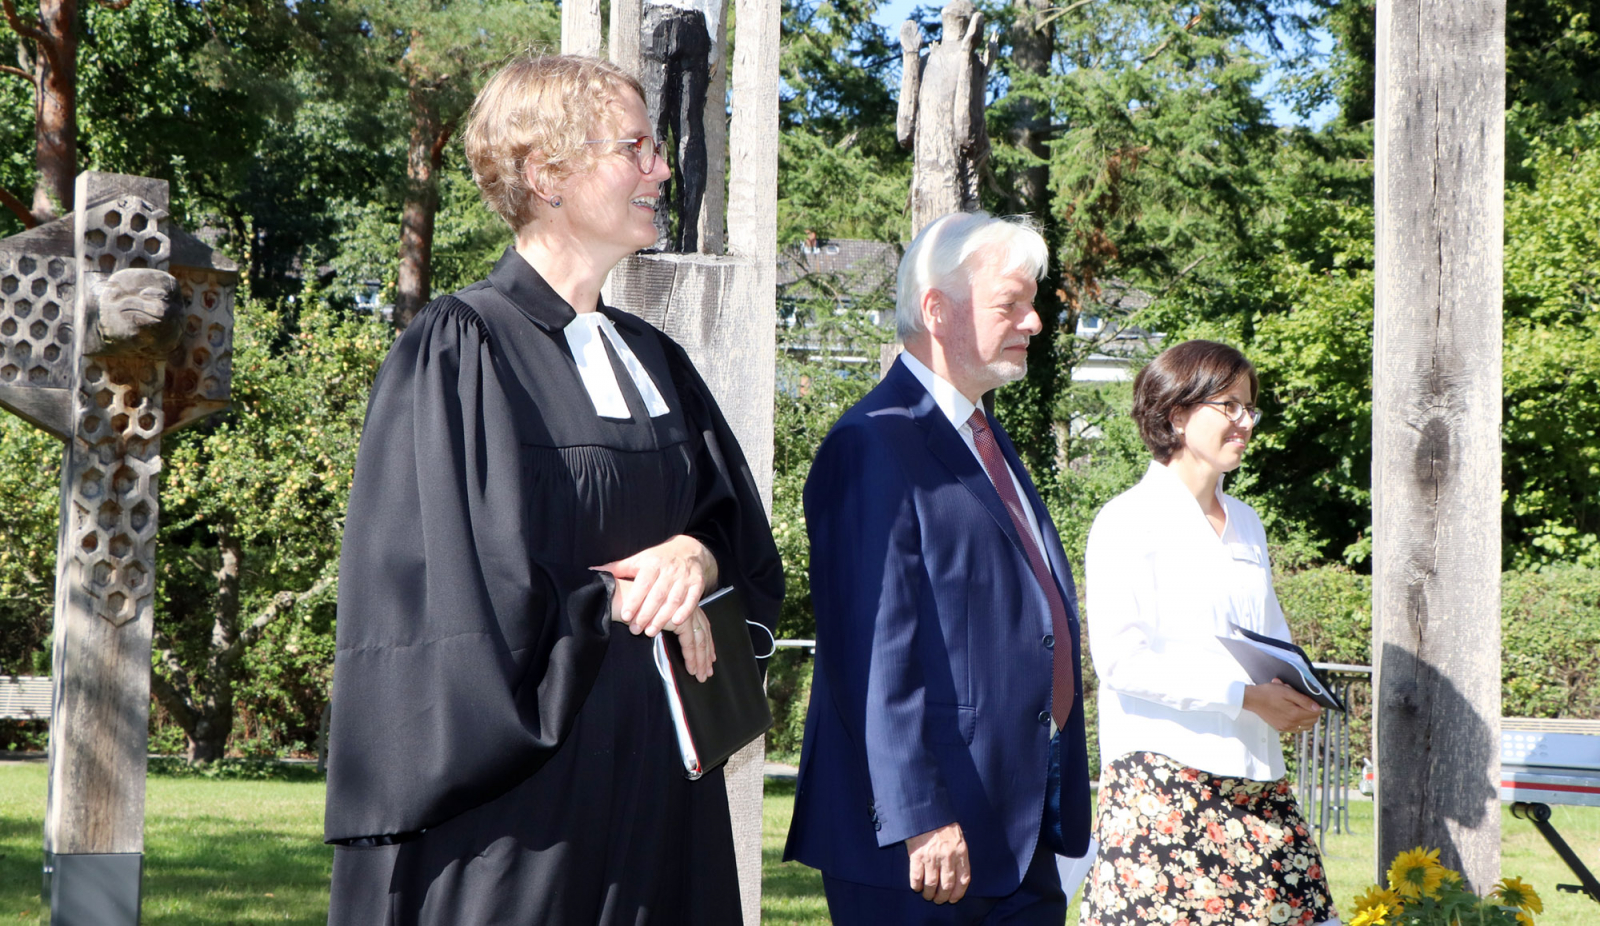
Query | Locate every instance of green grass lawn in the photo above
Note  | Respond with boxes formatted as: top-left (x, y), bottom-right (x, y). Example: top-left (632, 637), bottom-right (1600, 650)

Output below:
top-left (1, 762), bottom-right (332, 924)
top-left (759, 780), bottom-right (1600, 926)
top-left (4, 762), bottom-right (1599, 924)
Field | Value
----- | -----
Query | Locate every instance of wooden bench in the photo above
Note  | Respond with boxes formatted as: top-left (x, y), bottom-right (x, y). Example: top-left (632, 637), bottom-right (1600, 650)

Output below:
top-left (0, 676), bottom-right (51, 722)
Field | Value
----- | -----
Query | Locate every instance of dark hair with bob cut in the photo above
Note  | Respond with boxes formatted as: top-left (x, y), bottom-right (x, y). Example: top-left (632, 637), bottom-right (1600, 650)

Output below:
top-left (1131, 339), bottom-right (1258, 464)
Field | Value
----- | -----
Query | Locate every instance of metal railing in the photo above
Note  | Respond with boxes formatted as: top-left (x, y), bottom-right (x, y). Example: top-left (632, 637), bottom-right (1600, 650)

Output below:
top-left (772, 643), bottom-right (1374, 838)
top-left (1294, 664), bottom-right (1372, 844)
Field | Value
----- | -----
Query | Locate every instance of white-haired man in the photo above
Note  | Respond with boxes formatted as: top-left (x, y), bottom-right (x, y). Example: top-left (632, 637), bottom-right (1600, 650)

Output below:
top-left (785, 212), bottom-right (1092, 924)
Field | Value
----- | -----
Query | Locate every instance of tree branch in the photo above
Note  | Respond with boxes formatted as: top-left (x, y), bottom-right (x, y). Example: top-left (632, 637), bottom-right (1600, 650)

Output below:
top-left (218, 575), bottom-right (336, 667)
top-left (0, 0), bottom-right (45, 46)
top-left (0, 62), bottom-right (32, 83)
top-left (93, 0), bottom-right (133, 9)
top-left (150, 629), bottom-right (199, 731)
top-left (1039, 0), bottom-right (1094, 27)
top-left (1140, 12), bottom-right (1203, 66)
top-left (148, 667), bottom-right (197, 734)
top-left (429, 120), bottom-right (454, 165)
top-left (0, 186), bottom-right (37, 227)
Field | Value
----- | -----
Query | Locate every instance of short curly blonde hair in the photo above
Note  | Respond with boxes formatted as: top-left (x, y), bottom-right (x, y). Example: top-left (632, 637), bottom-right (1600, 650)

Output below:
top-left (463, 54), bottom-right (646, 231)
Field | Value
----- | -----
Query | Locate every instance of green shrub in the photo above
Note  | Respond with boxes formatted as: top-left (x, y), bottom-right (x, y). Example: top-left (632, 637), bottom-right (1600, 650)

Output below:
top-left (1276, 565), bottom-right (1373, 666)
top-left (1501, 566), bottom-right (1600, 719)
top-left (764, 553), bottom-right (1600, 778)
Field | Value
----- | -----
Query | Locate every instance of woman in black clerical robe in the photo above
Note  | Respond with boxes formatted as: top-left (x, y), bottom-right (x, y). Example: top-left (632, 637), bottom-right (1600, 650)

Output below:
top-left (322, 54), bottom-right (783, 925)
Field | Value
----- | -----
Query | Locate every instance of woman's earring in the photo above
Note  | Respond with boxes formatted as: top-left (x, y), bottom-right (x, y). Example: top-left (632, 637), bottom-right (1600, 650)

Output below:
top-left (549, 196), bottom-right (563, 208)
top-left (1175, 427), bottom-right (1184, 435)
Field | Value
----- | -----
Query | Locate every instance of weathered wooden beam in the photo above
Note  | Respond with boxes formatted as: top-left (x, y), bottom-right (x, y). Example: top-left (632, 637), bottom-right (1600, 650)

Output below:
top-left (609, 0), bottom-right (642, 75)
top-left (1372, 0), bottom-right (1505, 890)
top-left (723, 0), bottom-right (777, 497)
top-left (717, 0), bottom-right (775, 919)
top-left (560, 0), bottom-right (604, 58)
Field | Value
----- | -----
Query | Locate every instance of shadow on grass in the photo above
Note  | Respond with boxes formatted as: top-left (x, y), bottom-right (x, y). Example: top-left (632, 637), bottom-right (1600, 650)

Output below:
top-left (0, 813), bottom-right (43, 915)
top-left (142, 814), bottom-right (330, 925)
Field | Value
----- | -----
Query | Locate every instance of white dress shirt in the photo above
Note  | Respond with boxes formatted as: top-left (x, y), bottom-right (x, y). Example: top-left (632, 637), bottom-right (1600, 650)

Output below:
top-left (899, 352), bottom-right (1048, 561)
top-left (1086, 460), bottom-right (1292, 781)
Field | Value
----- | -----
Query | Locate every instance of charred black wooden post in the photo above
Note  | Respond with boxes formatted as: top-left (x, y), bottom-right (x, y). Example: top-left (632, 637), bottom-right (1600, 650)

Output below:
top-left (1372, 0), bottom-right (1505, 889)
top-left (0, 171), bottom-right (236, 924)
top-left (897, 0), bottom-right (992, 237)
top-left (641, 0), bottom-right (717, 252)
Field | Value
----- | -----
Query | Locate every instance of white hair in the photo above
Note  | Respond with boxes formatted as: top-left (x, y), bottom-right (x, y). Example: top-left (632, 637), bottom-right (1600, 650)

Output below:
top-left (895, 211), bottom-right (1049, 341)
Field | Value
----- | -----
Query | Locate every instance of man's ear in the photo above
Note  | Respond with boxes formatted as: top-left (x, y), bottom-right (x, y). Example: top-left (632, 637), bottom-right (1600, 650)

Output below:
top-left (920, 287), bottom-right (946, 334)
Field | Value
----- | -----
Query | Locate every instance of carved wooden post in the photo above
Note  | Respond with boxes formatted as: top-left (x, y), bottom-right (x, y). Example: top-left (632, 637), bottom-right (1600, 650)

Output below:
top-left (897, 0), bottom-right (992, 237)
top-left (1372, 0), bottom-right (1504, 889)
top-left (0, 171), bottom-right (236, 924)
top-left (601, 0), bottom-right (776, 917)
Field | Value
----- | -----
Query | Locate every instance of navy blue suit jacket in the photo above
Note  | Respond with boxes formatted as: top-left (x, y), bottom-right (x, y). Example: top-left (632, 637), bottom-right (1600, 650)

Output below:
top-left (784, 358), bottom-right (1091, 896)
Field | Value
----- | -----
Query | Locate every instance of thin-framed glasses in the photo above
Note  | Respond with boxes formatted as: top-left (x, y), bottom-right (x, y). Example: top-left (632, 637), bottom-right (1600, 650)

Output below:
top-left (583, 135), bottom-right (665, 173)
top-left (1196, 400), bottom-right (1262, 427)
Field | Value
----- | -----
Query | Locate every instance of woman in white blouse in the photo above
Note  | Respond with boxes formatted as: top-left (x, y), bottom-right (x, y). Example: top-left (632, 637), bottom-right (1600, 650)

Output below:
top-left (1080, 340), bottom-right (1340, 926)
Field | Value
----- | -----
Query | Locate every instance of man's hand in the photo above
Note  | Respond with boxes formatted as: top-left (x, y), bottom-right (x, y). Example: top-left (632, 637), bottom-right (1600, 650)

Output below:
top-left (905, 822), bottom-right (970, 904)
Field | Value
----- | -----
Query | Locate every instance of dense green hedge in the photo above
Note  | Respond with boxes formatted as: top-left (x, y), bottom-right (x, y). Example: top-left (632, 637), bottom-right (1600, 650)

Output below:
top-left (1276, 563), bottom-right (1600, 722)
top-left (769, 565), bottom-right (1600, 775)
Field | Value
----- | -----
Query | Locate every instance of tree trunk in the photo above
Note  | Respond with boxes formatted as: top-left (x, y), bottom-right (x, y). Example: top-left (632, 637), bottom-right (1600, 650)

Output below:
top-left (30, 0), bottom-right (75, 221)
top-left (190, 526), bottom-right (242, 762)
top-left (1006, 0), bottom-right (1051, 216)
top-left (1372, 0), bottom-right (1504, 890)
top-left (394, 93), bottom-right (447, 331)
top-left (151, 527), bottom-right (334, 764)
top-left (1006, 0), bottom-right (1062, 472)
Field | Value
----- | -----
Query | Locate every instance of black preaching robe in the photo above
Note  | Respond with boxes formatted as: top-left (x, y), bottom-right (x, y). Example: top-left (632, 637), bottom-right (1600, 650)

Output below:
top-left (325, 249), bottom-right (783, 925)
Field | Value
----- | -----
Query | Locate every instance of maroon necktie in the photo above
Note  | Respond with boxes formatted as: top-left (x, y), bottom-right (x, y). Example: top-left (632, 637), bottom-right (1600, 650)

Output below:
top-left (967, 409), bottom-right (1075, 727)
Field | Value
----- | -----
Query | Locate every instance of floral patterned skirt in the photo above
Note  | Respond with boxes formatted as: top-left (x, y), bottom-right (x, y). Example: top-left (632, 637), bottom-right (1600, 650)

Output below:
top-left (1081, 751), bottom-right (1338, 926)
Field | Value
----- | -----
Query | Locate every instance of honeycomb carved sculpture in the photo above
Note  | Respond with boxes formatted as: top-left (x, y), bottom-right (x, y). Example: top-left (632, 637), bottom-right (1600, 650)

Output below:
top-left (2, 172), bottom-right (238, 880)
top-left (0, 171), bottom-right (237, 630)
top-left (68, 358), bottom-right (164, 627)
top-left (0, 250), bottom-right (74, 391)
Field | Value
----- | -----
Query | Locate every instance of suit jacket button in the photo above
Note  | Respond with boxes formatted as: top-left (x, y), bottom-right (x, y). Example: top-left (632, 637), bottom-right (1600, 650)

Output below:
top-left (873, 821), bottom-right (882, 832)
top-left (1037, 710), bottom-right (1050, 725)
top-left (1042, 633), bottom-right (1055, 649)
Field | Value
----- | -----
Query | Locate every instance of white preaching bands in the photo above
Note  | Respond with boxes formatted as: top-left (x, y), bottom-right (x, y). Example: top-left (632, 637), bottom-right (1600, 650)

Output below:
top-left (564, 313), bottom-right (671, 420)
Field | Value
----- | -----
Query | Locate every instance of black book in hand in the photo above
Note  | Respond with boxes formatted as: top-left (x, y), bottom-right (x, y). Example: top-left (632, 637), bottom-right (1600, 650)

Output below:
top-left (653, 587), bottom-right (776, 779)
top-left (1216, 622), bottom-right (1346, 712)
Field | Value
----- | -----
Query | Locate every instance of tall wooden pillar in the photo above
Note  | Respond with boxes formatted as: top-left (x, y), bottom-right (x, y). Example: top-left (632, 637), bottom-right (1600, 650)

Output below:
top-left (591, 0), bottom-right (778, 918)
top-left (560, 0), bottom-right (604, 57)
top-left (1372, 0), bottom-right (1505, 889)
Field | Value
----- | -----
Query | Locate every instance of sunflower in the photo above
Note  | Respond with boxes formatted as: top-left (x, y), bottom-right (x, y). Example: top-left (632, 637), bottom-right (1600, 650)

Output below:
top-left (1495, 876), bottom-right (1544, 915)
top-left (1351, 884), bottom-right (1405, 915)
top-left (1349, 903), bottom-right (1392, 926)
top-left (1387, 847), bottom-right (1446, 899)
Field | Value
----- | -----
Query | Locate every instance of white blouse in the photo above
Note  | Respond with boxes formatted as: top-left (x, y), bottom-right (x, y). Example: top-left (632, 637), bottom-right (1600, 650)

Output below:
top-left (1086, 460), bottom-right (1292, 781)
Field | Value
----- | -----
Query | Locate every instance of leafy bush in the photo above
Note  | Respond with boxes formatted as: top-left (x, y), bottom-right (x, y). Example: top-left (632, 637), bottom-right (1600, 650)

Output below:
top-left (1501, 566), bottom-right (1600, 720)
top-left (145, 756), bottom-right (325, 782)
top-left (0, 718), bottom-right (46, 752)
